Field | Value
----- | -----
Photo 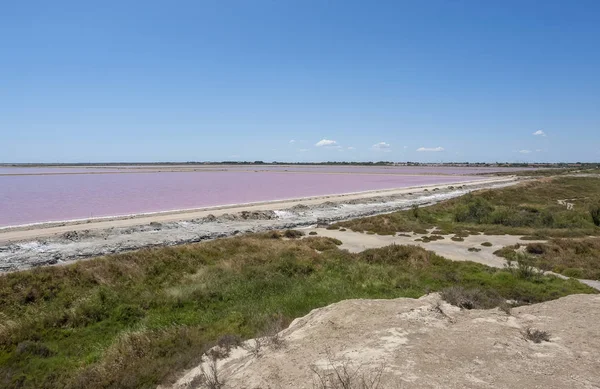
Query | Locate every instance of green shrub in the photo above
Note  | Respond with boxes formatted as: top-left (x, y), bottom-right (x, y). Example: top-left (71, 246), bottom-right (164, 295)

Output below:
top-left (412, 204), bottom-right (420, 219)
top-left (562, 268), bottom-right (584, 278)
top-left (591, 204), bottom-right (600, 226)
top-left (440, 286), bottom-right (503, 310)
top-left (283, 229), bottom-right (304, 239)
top-left (454, 195), bottom-right (494, 223)
top-left (526, 243), bottom-right (545, 254)
top-left (15, 341), bottom-right (54, 358)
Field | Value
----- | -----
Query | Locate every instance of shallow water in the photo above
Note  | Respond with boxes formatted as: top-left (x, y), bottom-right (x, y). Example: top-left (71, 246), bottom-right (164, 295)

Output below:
top-left (0, 170), bottom-right (483, 227)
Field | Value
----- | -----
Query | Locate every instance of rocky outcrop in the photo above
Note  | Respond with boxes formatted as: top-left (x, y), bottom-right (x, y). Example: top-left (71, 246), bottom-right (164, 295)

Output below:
top-left (169, 293), bottom-right (600, 389)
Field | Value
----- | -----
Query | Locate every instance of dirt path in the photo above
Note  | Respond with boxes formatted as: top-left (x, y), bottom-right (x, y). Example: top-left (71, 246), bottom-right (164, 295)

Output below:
top-left (167, 293), bottom-right (600, 389)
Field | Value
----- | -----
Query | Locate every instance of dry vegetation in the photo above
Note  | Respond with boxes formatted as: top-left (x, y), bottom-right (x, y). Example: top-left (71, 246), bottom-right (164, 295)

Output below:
top-left (311, 351), bottom-right (386, 389)
top-left (495, 238), bottom-right (600, 280)
top-left (524, 328), bottom-right (551, 343)
top-left (0, 231), bottom-right (594, 389)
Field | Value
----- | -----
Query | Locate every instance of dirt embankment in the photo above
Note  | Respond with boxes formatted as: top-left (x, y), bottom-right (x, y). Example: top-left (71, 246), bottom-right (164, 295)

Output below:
top-left (168, 293), bottom-right (600, 389)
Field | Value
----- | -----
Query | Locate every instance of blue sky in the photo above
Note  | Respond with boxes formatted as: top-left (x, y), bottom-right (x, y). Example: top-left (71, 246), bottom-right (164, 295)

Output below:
top-left (1, 0), bottom-right (598, 163)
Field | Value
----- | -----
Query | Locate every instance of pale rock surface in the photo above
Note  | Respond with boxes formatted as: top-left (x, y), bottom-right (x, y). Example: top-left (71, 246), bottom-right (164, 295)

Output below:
top-left (169, 293), bottom-right (600, 389)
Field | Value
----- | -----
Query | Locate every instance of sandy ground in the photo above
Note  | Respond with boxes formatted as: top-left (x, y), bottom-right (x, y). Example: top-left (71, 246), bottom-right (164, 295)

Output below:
top-left (306, 227), bottom-right (537, 268)
top-left (0, 177), bottom-right (518, 271)
top-left (167, 293), bottom-right (600, 389)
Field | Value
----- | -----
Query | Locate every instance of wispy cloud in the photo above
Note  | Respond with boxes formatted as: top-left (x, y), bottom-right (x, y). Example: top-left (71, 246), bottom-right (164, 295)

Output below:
top-left (533, 130), bottom-right (546, 136)
top-left (416, 146), bottom-right (444, 152)
top-left (519, 149), bottom-right (532, 154)
top-left (298, 148), bottom-right (309, 152)
top-left (315, 139), bottom-right (338, 147)
top-left (372, 142), bottom-right (391, 152)
top-left (289, 139), bottom-right (296, 144)
top-left (347, 146), bottom-right (356, 150)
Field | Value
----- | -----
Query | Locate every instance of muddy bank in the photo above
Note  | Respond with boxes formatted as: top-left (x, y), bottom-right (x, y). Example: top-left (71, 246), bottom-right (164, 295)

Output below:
top-left (0, 179), bottom-right (517, 272)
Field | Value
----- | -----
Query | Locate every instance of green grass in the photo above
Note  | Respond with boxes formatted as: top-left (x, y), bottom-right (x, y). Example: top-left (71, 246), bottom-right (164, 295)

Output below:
top-left (495, 238), bottom-right (600, 280)
top-left (334, 177), bottom-right (600, 237)
top-left (0, 233), bottom-right (594, 389)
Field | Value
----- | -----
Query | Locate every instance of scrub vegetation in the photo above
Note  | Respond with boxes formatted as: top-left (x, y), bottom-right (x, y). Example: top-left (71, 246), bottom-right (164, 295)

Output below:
top-left (495, 239), bottom-right (600, 280)
top-left (0, 233), bottom-right (594, 389)
top-left (332, 177), bottom-right (600, 238)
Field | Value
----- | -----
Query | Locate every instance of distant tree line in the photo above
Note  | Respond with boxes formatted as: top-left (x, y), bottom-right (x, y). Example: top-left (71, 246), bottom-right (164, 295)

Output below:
top-left (2, 162), bottom-right (599, 168)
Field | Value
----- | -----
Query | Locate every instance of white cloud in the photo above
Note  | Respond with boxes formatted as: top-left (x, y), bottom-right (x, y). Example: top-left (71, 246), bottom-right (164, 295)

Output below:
top-left (535, 149), bottom-right (542, 152)
top-left (519, 149), bottom-right (532, 154)
top-left (372, 142), bottom-right (391, 152)
top-left (347, 146), bottom-right (356, 150)
top-left (533, 130), bottom-right (546, 136)
top-left (315, 139), bottom-right (338, 147)
top-left (416, 146), bottom-right (444, 152)
top-left (298, 148), bottom-right (309, 152)
top-left (289, 139), bottom-right (296, 144)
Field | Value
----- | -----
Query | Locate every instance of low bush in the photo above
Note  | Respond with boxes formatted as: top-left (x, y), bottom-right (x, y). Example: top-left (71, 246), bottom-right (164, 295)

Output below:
top-left (526, 243), bottom-right (545, 254)
top-left (481, 242), bottom-right (493, 247)
top-left (440, 286), bottom-right (504, 310)
top-left (15, 341), bottom-right (54, 358)
top-left (590, 203), bottom-right (600, 226)
top-left (524, 328), bottom-right (550, 343)
top-left (304, 237), bottom-right (343, 251)
top-left (284, 229), bottom-right (305, 239)
top-left (562, 268), bottom-right (585, 278)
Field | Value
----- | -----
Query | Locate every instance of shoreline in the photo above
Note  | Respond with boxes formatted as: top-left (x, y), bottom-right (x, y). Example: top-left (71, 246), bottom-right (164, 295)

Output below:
top-left (0, 176), bottom-right (511, 242)
top-left (0, 176), bottom-right (521, 272)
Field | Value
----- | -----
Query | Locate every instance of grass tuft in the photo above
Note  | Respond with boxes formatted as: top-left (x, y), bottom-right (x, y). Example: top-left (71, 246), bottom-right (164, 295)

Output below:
top-left (524, 328), bottom-right (551, 343)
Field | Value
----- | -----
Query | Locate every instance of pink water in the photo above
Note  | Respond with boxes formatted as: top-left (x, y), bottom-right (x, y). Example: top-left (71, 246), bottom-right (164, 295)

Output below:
top-left (0, 171), bottom-right (484, 227)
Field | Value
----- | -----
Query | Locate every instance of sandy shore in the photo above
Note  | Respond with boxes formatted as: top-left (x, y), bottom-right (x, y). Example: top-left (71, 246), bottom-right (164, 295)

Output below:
top-left (0, 176), bottom-right (512, 243)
